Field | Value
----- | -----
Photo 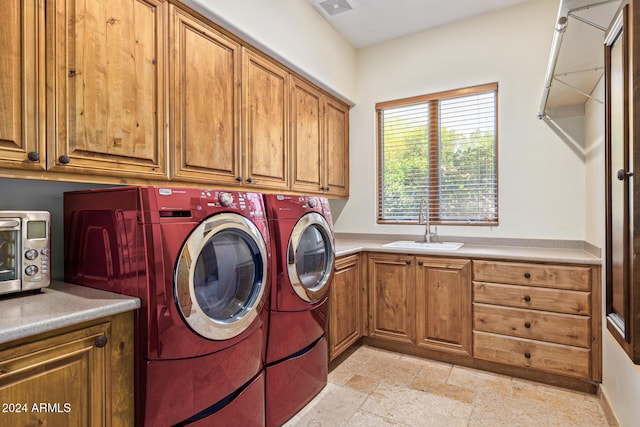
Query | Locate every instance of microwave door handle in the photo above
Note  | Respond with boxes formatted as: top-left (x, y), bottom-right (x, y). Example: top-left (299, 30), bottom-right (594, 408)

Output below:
top-left (0, 220), bottom-right (20, 230)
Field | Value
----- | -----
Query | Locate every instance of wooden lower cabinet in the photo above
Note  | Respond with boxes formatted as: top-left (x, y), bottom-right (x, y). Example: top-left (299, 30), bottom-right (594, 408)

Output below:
top-left (368, 254), bottom-right (416, 345)
top-left (329, 254), bottom-right (365, 361)
top-left (0, 312), bottom-right (134, 427)
top-left (473, 331), bottom-right (591, 379)
top-left (416, 257), bottom-right (472, 356)
top-left (472, 260), bottom-right (601, 384)
top-left (367, 253), bottom-right (472, 357)
top-left (359, 253), bottom-right (601, 391)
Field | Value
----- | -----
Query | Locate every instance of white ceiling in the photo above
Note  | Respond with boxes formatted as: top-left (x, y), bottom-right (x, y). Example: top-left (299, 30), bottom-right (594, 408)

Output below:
top-left (307, 0), bottom-right (536, 48)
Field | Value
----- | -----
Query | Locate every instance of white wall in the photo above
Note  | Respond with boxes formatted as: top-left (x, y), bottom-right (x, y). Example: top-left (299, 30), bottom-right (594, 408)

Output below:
top-left (182, 0), bottom-right (357, 102)
top-left (333, 0), bottom-right (587, 240)
top-left (586, 76), bottom-right (640, 427)
top-left (584, 78), bottom-right (605, 248)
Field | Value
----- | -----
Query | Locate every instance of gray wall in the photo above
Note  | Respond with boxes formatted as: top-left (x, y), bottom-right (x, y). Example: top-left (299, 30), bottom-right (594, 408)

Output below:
top-left (1, 178), bottom-right (112, 280)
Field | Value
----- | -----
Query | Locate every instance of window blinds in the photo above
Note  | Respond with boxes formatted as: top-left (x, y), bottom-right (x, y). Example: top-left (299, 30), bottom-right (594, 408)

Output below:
top-left (377, 84), bottom-right (498, 224)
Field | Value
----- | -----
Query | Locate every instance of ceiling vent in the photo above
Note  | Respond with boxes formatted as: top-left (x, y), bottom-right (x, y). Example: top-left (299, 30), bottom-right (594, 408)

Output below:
top-left (318, 0), bottom-right (354, 16)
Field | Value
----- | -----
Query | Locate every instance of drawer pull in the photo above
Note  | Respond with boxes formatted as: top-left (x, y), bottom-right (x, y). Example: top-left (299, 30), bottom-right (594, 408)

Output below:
top-left (524, 352), bottom-right (531, 359)
top-left (524, 295), bottom-right (531, 302)
top-left (524, 322), bottom-right (531, 329)
top-left (95, 335), bottom-right (108, 348)
top-left (405, 259), bottom-right (411, 265)
top-left (524, 272), bottom-right (531, 279)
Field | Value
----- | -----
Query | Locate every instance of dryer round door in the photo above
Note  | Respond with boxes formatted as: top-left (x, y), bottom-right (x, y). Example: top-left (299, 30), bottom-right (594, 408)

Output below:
top-left (174, 212), bottom-right (268, 340)
top-left (287, 212), bottom-right (335, 303)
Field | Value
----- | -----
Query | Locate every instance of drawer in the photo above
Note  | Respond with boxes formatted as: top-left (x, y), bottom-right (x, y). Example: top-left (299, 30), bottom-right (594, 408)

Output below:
top-left (473, 260), bottom-right (591, 291)
top-left (473, 303), bottom-right (591, 348)
top-left (473, 282), bottom-right (590, 315)
top-left (473, 331), bottom-right (591, 379)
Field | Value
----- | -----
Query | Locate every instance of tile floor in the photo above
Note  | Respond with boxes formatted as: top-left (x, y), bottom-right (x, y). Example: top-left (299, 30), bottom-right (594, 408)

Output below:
top-left (284, 345), bottom-right (610, 427)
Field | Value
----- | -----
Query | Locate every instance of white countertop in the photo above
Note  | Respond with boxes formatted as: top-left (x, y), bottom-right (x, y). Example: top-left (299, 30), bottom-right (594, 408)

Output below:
top-left (335, 236), bottom-right (601, 265)
top-left (0, 281), bottom-right (140, 345)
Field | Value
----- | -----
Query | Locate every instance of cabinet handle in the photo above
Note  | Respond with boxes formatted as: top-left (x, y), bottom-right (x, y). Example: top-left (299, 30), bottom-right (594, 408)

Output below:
top-left (246, 177), bottom-right (253, 184)
top-left (524, 352), bottom-right (531, 359)
top-left (235, 176), bottom-right (242, 182)
top-left (95, 335), bottom-right (108, 348)
top-left (524, 295), bottom-right (531, 302)
top-left (524, 272), bottom-right (531, 279)
top-left (418, 260), bottom-right (424, 266)
top-left (68, 69), bottom-right (76, 77)
top-left (325, 186), bottom-right (331, 192)
top-left (524, 322), bottom-right (531, 329)
top-left (405, 259), bottom-right (411, 265)
top-left (27, 151), bottom-right (40, 162)
top-left (617, 168), bottom-right (633, 181)
top-left (59, 154), bottom-right (71, 165)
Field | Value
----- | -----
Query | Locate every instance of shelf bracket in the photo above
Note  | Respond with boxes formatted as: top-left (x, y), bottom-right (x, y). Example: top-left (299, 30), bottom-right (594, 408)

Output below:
top-left (538, 0), bottom-right (620, 119)
top-left (552, 76), bottom-right (604, 103)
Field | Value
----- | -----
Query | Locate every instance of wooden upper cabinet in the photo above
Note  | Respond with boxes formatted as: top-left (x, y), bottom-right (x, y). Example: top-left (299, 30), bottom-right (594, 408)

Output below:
top-left (290, 76), bottom-right (350, 197)
top-left (1, 0), bottom-right (348, 193)
top-left (324, 96), bottom-right (349, 197)
top-left (242, 48), bottom-right (289, 190)
top-left (0, 1), bottom-right (45, 170)
top-left (169, 5), bottom-right (241, 184)
top-left (47, 0), bottom-right (167, 178)
top-left (291, 76), bottom-right (323, 193)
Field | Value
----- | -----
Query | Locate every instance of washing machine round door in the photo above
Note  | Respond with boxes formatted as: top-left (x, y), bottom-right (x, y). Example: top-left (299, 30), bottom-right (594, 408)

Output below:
top-left (287, 212), bottom-right (335, 303)
top-left (174, 212), bottom-right (268, 340)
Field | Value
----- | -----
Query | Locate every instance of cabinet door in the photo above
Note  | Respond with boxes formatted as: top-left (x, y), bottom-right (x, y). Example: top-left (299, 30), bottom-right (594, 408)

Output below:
top-left (0, 323), bottom-right (111, 426)
top-left (368, 254), bottom-right (415, 344)
top-left (329, 254), bottom-right (363, 361)
top-left (0, 1), bottom-right (45, 170)
top-left (242, 49), bottom-right (289, 190)
top-left (324, 96), bottom-right (349, 197)
top-left (170, 5), bottom-right (241, 184)
top-left (416, 257), bottom-right (472, 356)
top-left (48, 0), bottom-right (167, 178)
top-left (290, 76), bottom-right (323, 193)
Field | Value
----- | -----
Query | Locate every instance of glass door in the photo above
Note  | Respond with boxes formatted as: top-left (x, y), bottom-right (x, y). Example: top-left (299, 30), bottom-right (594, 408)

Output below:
top-left (174, 213), bottom-right (268, 340)
top-left (0, 219), bottom-right (21, 293)
top-left (287, 212), bottom-right (335, 302)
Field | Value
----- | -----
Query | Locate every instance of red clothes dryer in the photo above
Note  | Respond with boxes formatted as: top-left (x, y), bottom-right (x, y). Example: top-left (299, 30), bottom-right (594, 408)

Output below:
top-left (64, 186), bottom-right (270, 427)
top-left (263, 194), bottom-right (335, 427)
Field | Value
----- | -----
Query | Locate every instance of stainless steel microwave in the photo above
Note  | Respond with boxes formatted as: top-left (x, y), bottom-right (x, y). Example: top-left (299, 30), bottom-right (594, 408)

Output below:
top-left (0, 211), bottom-right (50, 296)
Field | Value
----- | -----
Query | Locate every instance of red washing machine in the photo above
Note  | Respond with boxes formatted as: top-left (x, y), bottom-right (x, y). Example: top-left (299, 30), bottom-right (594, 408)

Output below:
top-left (263, 194), bottom-right (335, 427)
top-left (64, 186), bottom-right (270, 427)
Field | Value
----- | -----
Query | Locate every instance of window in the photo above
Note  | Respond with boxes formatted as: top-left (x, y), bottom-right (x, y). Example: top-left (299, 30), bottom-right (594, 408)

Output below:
top-left (376, 83), bottom-right (498, 225)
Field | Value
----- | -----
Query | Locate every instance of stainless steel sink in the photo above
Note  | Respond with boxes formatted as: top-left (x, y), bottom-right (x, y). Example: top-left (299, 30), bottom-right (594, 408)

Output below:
top-left (382, 241), bottom-right (464, 251)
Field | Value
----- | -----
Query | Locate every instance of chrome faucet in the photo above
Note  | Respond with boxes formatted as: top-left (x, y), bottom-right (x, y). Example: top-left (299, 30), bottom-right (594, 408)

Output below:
top-left (418, 197), bottom-right (437, 243)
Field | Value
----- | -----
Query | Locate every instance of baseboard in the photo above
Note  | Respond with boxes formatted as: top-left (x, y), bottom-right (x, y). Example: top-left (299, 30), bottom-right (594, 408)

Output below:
top-left (599, 387), bottom-right (621, 427)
